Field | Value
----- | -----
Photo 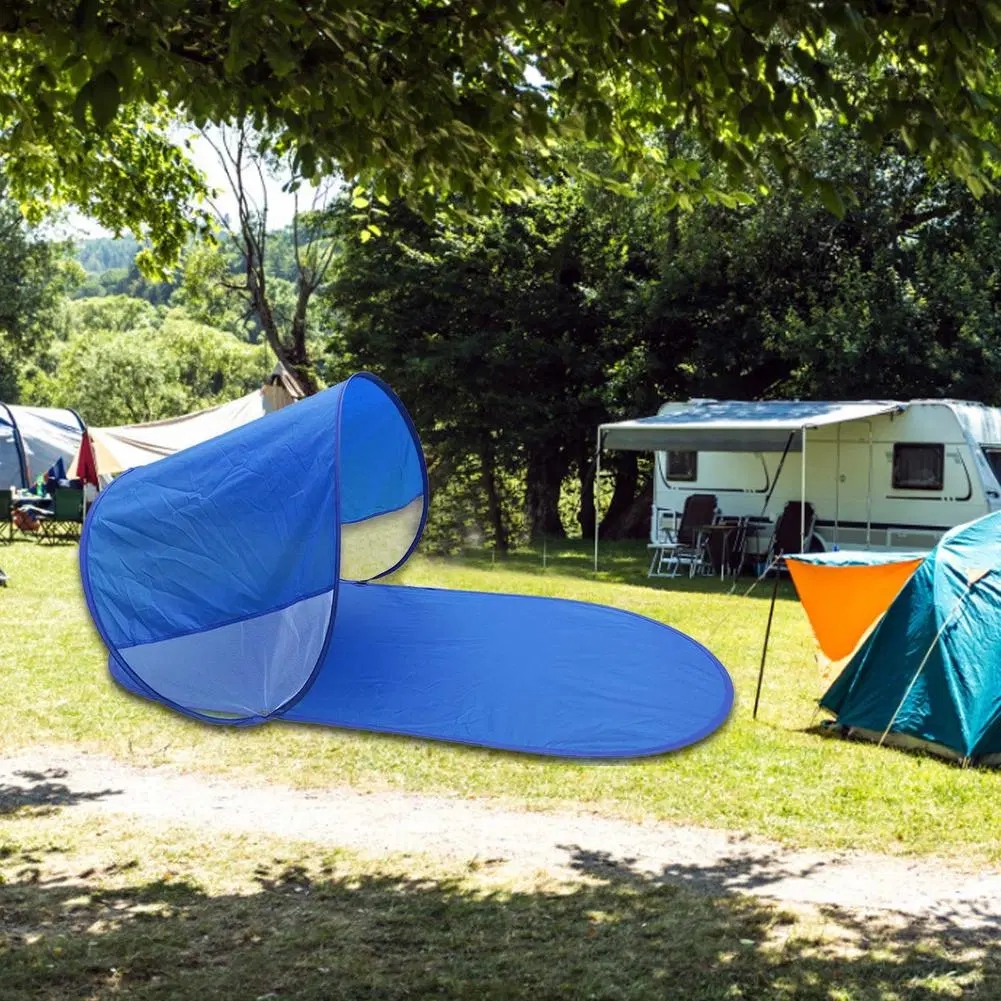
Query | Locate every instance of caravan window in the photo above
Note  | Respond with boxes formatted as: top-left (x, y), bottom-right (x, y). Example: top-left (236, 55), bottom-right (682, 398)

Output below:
top-left (892, 443), bottom-right (944, 490)
top-left (665, 450), bottom-right (697, 481)
top-left (983, 448), bottom-right (1001, 485)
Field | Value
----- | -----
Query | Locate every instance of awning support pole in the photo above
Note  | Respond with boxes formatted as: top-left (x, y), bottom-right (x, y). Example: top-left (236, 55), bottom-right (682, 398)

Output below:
top-left (866, 423), bottom-right (874, 548)
top-left (593, 430), bottom-right (601, 573)
top-left (753, 569), bottom-right (781, 720)
top-left (834, 424), bottom-right (841, 548)
top-left (800, 427), bottom-right (807, 552)
top-left (761, 432), bottom-right (794, 517)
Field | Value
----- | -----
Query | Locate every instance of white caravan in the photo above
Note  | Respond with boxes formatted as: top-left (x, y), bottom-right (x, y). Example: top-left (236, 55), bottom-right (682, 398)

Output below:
top-left (597, 399), bottom-right (1001, 564)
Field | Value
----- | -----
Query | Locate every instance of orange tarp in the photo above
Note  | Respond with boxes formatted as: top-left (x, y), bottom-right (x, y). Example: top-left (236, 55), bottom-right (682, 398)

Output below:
top-left (786, 557), bottom-right (925, 661)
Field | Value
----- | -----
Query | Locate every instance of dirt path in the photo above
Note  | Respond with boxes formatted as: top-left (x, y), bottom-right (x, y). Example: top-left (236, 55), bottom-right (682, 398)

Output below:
top-left (3, 747), bottom-right (1000, 929)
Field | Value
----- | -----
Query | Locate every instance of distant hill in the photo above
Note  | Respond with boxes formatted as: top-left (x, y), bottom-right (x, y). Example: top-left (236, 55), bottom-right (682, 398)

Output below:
top-left (76, 236), bottom-right (140, 274)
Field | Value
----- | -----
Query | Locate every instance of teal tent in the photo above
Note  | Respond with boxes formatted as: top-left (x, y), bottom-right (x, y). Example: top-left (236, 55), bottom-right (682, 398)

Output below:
top-left (820, 511), bottom-right (1001, 764)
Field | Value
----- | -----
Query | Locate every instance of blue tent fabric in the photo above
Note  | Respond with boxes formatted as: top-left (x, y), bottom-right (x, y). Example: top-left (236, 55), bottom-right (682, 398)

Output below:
top-left (83, 373), bottom-right (733, 758)
top-left (820, 512), bottom-right (1001, 760)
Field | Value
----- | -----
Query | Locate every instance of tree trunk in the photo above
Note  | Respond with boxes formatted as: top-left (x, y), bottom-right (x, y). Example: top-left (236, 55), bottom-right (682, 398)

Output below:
top-left (525, 448), bottom-right (568, 541)
top-left (479, 438), bottom-right (509, 552)
top-left (247, 243), bottom-right (320, 395)
top-left (285, 276), bottom-right (321, 396)
top-left (599, 452), bottom-right (640, 539)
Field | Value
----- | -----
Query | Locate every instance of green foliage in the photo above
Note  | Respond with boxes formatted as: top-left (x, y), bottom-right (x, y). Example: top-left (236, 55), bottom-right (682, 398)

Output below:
top-left (0, 187), bottom-right (80, 399)
top-left (329, 170), bottom-right (640, 545)
top-left (330, 129), bottom-right (1001, 546)
top-left (65, 294), bottom-right (160, 334)
top-left (159, 312), bottom-right (273, 404)
top-left (40, 325), bottom-right (189, 425)
top-left (3, 0), bottom-right (1001, 257)
top-left (27, 302), bottom-right (271, 425)
top-left (75, 235), bottom-right (139, 274)
top-left (171, 242), bottom-right (254, 338)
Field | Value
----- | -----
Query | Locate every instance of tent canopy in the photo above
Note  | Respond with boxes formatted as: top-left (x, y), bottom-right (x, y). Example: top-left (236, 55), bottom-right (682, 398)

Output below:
top-left (0, 404), bottom-right (85, 488)
top-left (71, 383), bottom-right (297, 484)
top-left (81, 372), bottom-right (733, 758)
top-left (599, 400), bottom-right (906, 453)
top-left (821, 512), bottom-right (1001, 761)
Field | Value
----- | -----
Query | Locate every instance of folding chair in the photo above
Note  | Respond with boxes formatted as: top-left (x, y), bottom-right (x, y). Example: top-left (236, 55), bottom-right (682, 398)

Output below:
top-left (34, 488), bottom-right (84, 545)
top-left (648, 493), bottom-right (719, 577)
top-left (0, 489), bottom-right (13, 544)
top-left (763, 501), bottom-right (816, 572)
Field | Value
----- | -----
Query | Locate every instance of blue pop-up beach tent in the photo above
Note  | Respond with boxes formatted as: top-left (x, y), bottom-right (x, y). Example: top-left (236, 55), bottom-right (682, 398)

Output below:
top-left (820, 512), bottom-right (1001, 763)
top-left (81, 374), bottom-right (732, 758)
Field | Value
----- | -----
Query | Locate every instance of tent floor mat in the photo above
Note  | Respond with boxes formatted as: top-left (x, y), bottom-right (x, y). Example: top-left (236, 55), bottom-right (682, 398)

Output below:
top-left (114, 582), bottom-right (733, 760)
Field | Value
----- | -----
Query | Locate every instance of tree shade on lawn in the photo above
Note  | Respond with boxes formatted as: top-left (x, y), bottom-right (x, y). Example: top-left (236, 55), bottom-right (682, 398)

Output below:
top-left (80, 373), bottom-right (733, 758)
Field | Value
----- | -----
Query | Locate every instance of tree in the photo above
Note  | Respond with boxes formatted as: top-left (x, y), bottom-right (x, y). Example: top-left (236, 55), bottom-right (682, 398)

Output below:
top-left (330, 127), bottom-right (1001, 544)
top-left (0, 184), bottom-right (79, 399)
top-left (35, 307), bottom-right (272, 425)
top-left (3, 2), bottom-right (1001, 264)
top-left (198, 123), bottom-right (339, 393)
top-left (328, 168), bottom-right (642, 546)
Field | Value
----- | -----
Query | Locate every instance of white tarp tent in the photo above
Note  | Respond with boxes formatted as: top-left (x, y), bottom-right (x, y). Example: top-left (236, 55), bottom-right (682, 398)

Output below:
top-left (0, 404), bottom-right (86, 488)
top-left (71, 379), bottom-right (299, 486)
top-left (595, 399), bottom-right (907, 569)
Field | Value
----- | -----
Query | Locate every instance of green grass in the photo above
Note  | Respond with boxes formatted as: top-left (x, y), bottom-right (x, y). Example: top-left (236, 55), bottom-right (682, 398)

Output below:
top-left (0, 808), bottom-right (994, 1000)
top-left (2, 537), bottom-right (1001, 862)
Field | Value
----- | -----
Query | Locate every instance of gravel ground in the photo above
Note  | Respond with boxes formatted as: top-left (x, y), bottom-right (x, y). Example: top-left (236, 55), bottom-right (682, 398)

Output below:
top-left (3, 746), bottom-right (1000, 929)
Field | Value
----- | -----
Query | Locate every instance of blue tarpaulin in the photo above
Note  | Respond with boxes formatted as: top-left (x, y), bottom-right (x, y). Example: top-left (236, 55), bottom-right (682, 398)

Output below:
top-left (82, 374), bottom-right (733, 758)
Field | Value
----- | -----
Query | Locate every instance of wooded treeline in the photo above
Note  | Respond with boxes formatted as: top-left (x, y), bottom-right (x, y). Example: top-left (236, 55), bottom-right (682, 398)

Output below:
top-left (4, 129), bottom-right (1001, 551)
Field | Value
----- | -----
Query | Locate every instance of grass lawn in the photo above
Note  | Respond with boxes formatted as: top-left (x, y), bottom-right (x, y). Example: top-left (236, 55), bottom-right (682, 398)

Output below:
top-left (0, 807), bottom-right (994, 1000)
top-left (2, 537), bottom-right (1000, 862)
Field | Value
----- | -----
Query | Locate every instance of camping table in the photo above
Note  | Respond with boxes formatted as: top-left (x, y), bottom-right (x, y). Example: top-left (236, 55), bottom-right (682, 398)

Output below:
top-left (698, 522), bottom-right (760, 579)
top-left (12, 491), bottom-right (52, 513)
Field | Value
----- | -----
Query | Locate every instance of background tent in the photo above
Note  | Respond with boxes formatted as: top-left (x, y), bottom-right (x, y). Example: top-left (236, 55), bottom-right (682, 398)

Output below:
top-left (820, 513), bottom-right (1001, 763)
top-left (71, 374), bottom-right (299, 486)
top-left (80, 373), bottom-right (733, 759)
top-left (0, 404), bottom-right (85, 488)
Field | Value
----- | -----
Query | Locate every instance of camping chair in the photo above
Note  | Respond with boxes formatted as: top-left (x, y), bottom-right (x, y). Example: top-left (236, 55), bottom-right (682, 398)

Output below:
top-left (706, 516), bottom-right (750, 581)
top-left (34, 487), bottom-right (84, 545)
top-left (763, 501), bottom-right (816, 572)
top-left (648, 493), bottom-right (719, 577)
top-left (0, 489), bottom-right (13, 544)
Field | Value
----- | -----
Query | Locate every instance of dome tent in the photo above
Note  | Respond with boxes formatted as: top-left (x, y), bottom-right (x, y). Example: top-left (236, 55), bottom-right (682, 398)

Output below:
top-left (0, 404), bottom-right (85, 488)
top-left (820, 511), bottom-right (1001, 763)
top-left (81, 373), bottom-right (732, 758)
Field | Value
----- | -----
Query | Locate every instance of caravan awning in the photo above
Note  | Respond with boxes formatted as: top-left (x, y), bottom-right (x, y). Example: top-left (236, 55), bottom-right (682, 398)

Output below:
top-left (599, 400), bottom-right (906, 453)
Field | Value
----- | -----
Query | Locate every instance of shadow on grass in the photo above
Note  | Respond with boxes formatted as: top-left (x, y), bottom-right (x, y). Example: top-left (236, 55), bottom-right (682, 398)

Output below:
top-left (1, 844), bottom-right (997, 1000)
top-left (0, 769), bottom-right (122, 818)
top-left (429, 540), bottom-right (801, 604)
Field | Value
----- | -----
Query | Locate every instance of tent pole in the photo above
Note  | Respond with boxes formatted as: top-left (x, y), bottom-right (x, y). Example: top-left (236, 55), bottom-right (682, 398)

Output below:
top-left (753, 570), bottom-right (781, 720)
top-left (878, 585), bottom-right (976, 747)
top-left (834, 424), bottom-right (841, 548)
top-left (800, 428), bottom-right (807, 552)
top-left (593, 429), bottom-right (601, 573)
top-left (866, 422), bottom-right (873, 549)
